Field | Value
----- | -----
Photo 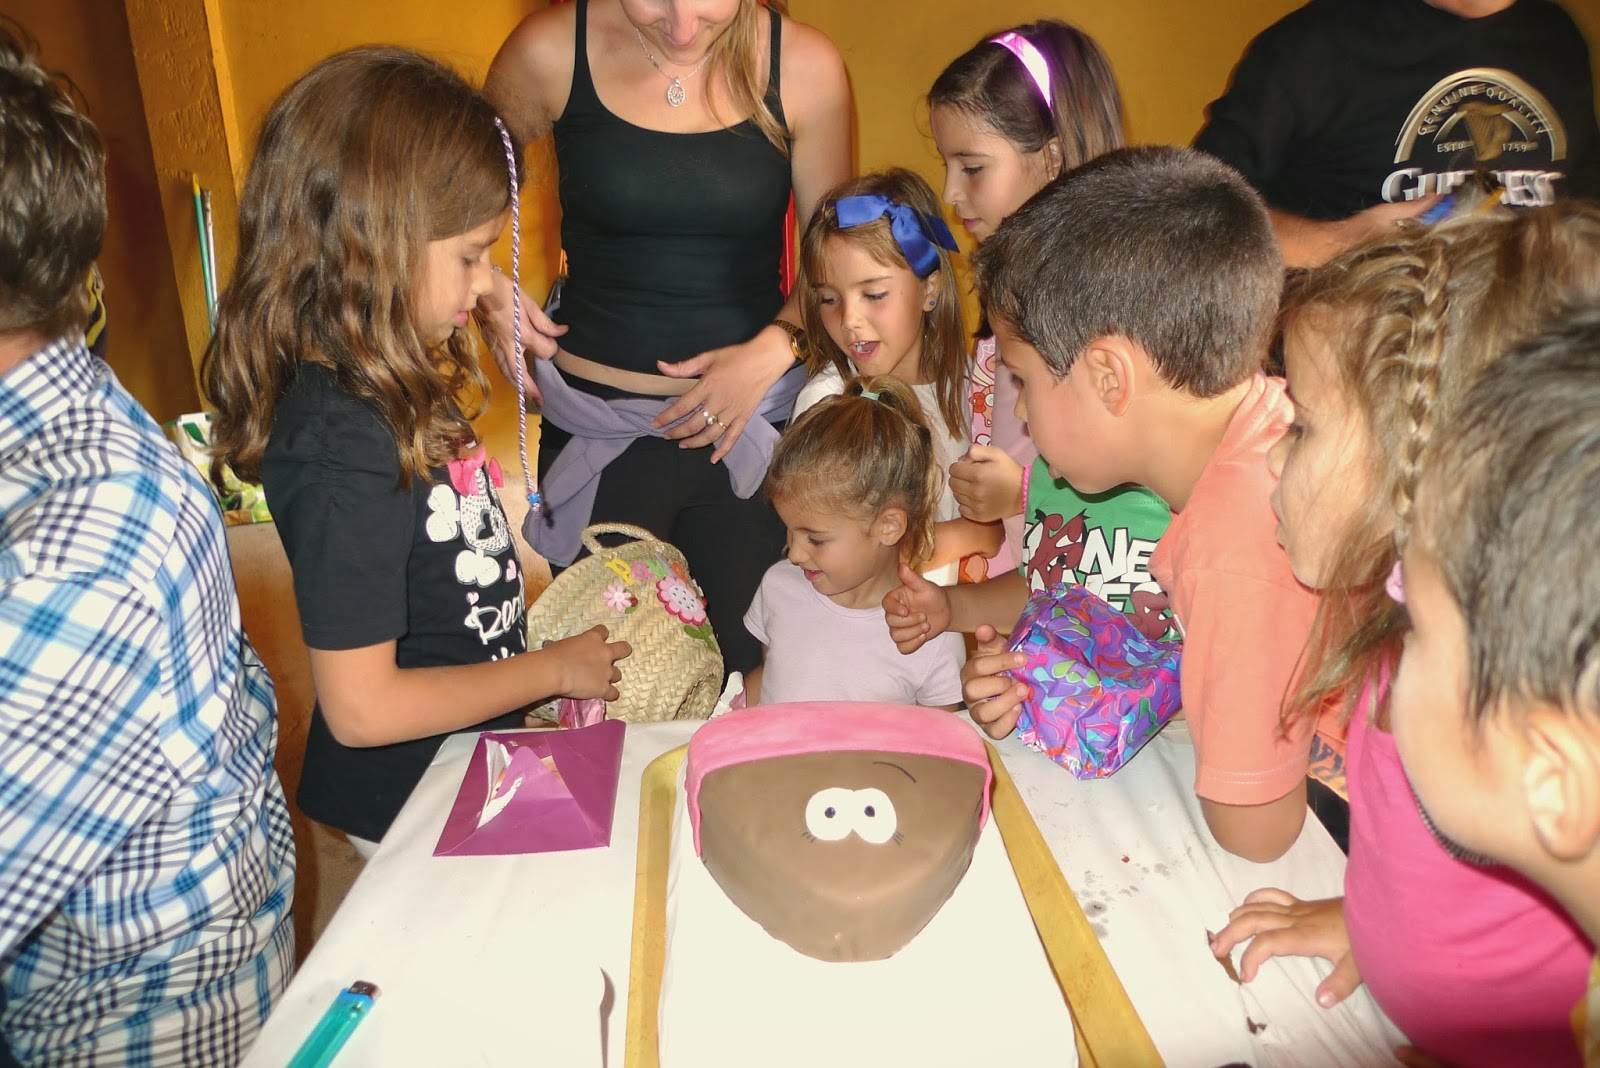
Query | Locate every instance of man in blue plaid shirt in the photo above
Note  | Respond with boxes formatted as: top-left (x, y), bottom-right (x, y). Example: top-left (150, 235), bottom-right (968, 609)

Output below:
top-left (0, 26), bottom-right (295, 1066)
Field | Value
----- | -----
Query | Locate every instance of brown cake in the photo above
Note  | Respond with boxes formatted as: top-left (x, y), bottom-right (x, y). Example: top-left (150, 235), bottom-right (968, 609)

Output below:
top-left (685, 702), bottom-right (992, 962)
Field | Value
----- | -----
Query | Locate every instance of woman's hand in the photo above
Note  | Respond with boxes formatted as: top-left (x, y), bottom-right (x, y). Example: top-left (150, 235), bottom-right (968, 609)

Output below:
top-left (653, 325), bottom-right (794, 463)
top-left (950, 444), bottom-right (1026, 523)
top-left (475, 269), bottom-right (566, 407)
top-left (1208, 889), bottom-right (1362, 1008)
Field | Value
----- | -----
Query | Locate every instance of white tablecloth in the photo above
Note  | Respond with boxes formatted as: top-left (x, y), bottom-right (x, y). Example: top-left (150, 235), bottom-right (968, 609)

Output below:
top-left (245, 720), bottom-right (1403, 1067)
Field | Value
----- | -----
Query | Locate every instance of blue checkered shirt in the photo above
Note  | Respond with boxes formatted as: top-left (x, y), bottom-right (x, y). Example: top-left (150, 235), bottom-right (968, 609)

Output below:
top-left (0, 337), bottom-right (295, 1066)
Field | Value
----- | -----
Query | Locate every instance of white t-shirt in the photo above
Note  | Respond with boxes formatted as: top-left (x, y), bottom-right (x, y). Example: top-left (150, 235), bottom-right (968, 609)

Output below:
top-left (792, 366), bottom-right (969, 585)
top-left (744, 560), bottom-right (964, 707)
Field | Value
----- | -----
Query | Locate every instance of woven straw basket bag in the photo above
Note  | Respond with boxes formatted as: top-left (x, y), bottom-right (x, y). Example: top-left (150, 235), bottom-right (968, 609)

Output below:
top-left (525, 523), bottom-right (723, 724)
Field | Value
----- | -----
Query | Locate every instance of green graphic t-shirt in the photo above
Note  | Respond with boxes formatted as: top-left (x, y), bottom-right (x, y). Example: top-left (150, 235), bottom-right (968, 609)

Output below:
top-left (1020, 458), bottom-right (1176, 641)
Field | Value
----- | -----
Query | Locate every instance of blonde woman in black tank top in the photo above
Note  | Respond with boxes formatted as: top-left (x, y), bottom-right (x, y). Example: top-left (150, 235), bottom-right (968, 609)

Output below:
top-left (481, 1), bottom-right (851, 674)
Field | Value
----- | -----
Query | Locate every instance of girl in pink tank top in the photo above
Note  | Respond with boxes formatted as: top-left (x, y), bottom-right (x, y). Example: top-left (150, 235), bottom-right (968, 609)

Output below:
top-left (1208, 203), bottom-right (1600, 1066)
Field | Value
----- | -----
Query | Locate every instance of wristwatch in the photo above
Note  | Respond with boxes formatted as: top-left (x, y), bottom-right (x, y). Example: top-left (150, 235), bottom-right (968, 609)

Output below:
top-left (771, 319), bottom-right (811, 364)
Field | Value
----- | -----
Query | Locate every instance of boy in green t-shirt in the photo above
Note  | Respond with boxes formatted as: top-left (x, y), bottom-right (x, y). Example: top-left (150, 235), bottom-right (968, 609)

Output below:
top-left (1020, 456), bottom-right (1173, 640)
top-left (887, 453), bottom-right (1174, 649)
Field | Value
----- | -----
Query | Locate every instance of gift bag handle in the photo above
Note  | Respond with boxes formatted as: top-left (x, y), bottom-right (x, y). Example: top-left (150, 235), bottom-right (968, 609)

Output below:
top-left (579, 523), bottom-right (666, 556)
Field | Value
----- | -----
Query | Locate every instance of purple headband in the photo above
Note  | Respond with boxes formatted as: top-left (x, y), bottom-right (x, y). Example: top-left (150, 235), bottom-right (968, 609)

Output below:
top-left (989, 31), bottom-right (1054, 114)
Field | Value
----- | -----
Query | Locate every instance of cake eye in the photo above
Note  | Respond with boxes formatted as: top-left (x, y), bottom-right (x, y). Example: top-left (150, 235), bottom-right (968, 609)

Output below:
top-left (804, 788), bottom-right (856, 841)
top-left (851, 789), bottom-right (897, 845)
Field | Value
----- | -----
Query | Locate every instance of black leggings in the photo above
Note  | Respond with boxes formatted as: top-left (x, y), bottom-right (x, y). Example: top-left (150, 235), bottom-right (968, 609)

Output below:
top-left (539, 421), bottom-right (786, 675)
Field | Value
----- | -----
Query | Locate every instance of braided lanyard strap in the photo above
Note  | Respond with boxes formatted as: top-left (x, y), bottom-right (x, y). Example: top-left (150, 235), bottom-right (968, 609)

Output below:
top-left (493, 117), bottom-right (541, 517)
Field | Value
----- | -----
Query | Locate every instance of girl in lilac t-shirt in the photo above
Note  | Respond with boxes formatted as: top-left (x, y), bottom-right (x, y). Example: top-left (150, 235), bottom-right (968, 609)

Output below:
top-left (744, 377), bottom-right (963, 709)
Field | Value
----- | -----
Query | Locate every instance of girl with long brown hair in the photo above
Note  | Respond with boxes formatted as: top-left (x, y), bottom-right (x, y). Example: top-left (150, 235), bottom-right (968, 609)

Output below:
top-left (202, 47), bottom-right (629, 855)
top-left (928, 19), bottom-right (1134, 584)
top-left (791, 168), bottom-right (983, 585)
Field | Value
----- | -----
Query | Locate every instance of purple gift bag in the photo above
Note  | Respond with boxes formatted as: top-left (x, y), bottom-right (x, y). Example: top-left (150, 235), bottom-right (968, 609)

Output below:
top-left (1004, 584), bottom-right (1183, 778)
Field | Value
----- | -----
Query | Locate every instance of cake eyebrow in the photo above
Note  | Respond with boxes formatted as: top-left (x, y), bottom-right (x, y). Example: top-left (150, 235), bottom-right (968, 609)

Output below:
top-left (872, 761), bottom-right (917, 782)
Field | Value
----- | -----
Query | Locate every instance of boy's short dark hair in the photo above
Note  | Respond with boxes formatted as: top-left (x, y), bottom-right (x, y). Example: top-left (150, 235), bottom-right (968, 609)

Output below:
top-left (973, 145), bottom-right (1281, 397)
top-left (1418, 303), bottom-right (1600, 724)
top-left (0, 23), bottom-right (106, 336)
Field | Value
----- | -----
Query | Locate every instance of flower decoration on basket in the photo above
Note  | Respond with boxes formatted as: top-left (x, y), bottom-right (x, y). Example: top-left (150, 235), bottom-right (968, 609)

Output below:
top-left (524, 523), bottom-right (724, 724)
top-left (603, 581), bottom-right (637, 613)
top-left (657, 575), bottom-right (707, 626)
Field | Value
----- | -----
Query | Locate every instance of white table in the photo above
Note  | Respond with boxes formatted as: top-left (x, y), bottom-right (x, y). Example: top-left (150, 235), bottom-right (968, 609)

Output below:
top-left (245, 720), bottom-right (1403, 1067)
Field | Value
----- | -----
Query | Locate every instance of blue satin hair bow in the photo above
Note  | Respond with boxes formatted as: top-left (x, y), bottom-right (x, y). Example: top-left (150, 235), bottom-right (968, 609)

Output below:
top-left (834, 194), bottom-right (959, 278)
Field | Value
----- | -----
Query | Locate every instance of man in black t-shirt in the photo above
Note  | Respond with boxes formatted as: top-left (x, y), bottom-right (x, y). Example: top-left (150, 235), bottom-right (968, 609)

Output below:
top-left (1196, 0), bottom-right (1600, 265)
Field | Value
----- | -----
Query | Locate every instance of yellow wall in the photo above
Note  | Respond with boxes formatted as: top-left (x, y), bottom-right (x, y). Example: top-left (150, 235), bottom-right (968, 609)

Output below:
top-left (210, 0), bottom-right (562, 300)
top-left (11, 0), bottom-right (198, 423)
top-left (796, 0), bottom-right (1600, 213)
top-left (796, 0), bottom-right (1296, 190)
top-left (15, 0), bottom-right (1599, 425)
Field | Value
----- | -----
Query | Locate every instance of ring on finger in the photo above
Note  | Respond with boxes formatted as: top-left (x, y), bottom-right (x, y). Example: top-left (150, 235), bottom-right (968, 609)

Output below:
top-left (703, 409), bottom-right (717, 427)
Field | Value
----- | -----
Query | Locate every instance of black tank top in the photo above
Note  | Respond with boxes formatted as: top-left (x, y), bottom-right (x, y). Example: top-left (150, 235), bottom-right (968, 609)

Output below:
top-left (552, 0), bottom-right (792, 374)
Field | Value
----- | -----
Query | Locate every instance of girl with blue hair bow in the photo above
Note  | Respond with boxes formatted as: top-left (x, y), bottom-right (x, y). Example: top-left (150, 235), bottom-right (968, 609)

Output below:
top-left (791, 168), bottom-right (995, 584)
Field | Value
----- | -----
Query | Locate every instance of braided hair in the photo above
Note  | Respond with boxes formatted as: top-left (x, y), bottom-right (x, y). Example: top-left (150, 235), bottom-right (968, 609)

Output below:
top-left (1281, 201), bottom-right (1600, 729)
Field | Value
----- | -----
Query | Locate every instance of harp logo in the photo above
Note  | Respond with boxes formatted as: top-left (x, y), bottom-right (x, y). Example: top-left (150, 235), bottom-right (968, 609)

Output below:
top-left (1382, 68), bottom-right (1567, 206)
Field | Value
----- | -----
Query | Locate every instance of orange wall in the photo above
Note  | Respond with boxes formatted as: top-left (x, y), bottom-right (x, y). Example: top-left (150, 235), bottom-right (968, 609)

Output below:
top-left (11, 0), bottom-right (198, 423)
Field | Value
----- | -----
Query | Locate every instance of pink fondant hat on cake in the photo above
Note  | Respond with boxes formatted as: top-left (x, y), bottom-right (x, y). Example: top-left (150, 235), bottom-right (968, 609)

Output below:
top-left (686, 702), bottom-right (993, 853)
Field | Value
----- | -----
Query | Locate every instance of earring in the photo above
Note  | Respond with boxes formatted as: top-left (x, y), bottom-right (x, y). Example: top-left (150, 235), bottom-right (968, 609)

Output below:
top-left (925, 297), bottom-right (939, 311)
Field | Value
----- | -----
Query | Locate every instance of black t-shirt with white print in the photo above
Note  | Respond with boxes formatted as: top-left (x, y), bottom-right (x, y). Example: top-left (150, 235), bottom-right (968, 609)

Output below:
top-left (263, 363), bottom-right (528, 842)
top-left (1195, 0), bottom-right (1599, 220)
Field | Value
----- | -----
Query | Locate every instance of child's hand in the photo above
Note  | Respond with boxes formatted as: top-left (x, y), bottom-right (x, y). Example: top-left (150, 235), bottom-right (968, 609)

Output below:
top-left (1208, 889), bottom-right (1361, 1008)
top-left (962, 624), bottom-right (1029, 739)
top-left (550, 625), bottom-right (632, 701)
top-left (476, 270), bottom-right (567, 405)
top-left (883, 563), bottom-right (951, 653)
top-left (949, 444), bottom-right (1025, 524)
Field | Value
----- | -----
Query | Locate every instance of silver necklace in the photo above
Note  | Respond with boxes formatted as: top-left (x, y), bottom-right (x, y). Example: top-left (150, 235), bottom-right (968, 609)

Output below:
top-left (632, 26), bottom-right (711, 108)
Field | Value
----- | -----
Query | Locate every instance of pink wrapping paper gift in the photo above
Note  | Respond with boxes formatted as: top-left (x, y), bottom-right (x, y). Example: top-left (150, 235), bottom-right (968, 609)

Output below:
top-left (1003, 585), bottom-right (1182, 779)
top-left (434, 720), bottom-right (625, 856)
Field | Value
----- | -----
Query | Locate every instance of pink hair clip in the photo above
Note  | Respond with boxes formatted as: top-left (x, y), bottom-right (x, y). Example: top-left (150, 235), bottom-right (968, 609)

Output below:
top-left (989, 31), bottom-right (1054, 114)
top-left (1385, 560), bottom-right (1406, 605)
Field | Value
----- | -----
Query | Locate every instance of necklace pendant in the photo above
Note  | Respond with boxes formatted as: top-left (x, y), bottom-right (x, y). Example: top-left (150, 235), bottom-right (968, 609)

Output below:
top-left (666, 78), bottom-right (686, 108)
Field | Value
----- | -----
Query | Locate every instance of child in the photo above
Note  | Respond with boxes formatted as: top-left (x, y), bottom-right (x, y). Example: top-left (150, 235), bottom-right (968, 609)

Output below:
top-left (888, 24), bottom-right (1174, 677)
top-left (954, 145), bottom-right (1317, 862)
top-left (1211, 206), bottom-right (1600, 1068)
top-left (0, 24), bottom-right (291, 1062)
top-left (929, 20), bottom-right (1162, 591)
top-left (791, 168), bottom-right (992, 583)
top-left (203, 48), bottom-right (630, 855)
top-left (745, 376), bottom-right (964, 708)
top-left (1392, 307), bottom-right (1600, 1066)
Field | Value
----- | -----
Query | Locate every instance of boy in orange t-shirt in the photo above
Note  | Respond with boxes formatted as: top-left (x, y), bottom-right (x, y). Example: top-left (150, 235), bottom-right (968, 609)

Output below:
top-left (958, 146), bottom-right (1320, 862)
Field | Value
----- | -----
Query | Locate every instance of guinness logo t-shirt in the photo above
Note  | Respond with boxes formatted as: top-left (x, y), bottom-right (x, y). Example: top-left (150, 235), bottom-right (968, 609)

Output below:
top-left (1195, 0), bottom-right (1599, 219)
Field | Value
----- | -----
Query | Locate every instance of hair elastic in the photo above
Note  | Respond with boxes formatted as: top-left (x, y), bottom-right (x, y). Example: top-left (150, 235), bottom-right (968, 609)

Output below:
top-left (493, 117), bottom-right (540, 516)
top-left (834, 194), bottom-right (958, 278)
top-left (1385, 559), bottom-right (1405, 605)
top-left (860, 390), bottom-right (880, 401)
top-left (989, 31), bottom-right (1054, 114)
